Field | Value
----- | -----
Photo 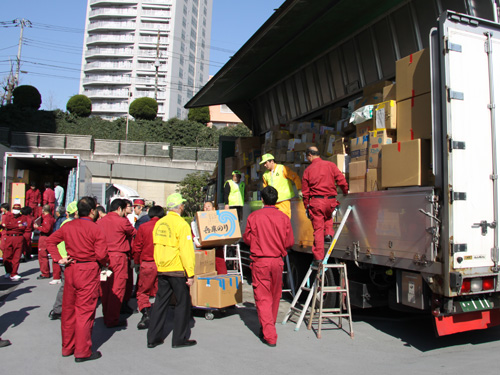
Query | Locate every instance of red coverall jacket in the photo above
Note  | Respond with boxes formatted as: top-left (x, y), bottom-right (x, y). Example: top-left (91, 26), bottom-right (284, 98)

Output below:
top-left (26, 188), bottom-right (42, 208)
top-left (43, 188), bottom-right (56, 205)
top-left (97, 212), bottom-right (136, 254)
top-left (132, 217), bottom-right (159, 264)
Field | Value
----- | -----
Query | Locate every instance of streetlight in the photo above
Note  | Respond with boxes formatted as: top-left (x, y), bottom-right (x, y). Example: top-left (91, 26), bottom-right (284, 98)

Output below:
top-left (107, 160), bottom-right (114, 184)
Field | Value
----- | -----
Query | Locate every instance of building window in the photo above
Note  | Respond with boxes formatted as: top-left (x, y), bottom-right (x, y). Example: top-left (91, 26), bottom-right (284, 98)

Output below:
top-left (179, 68), bottom-right (183, 78)
top-left (179, 55), bottom-right (184, 65)
top-left (177, 94), bottom-right (182, 104)
top-left (190, 41), bottom-right (196, 51)
top-left (182, 17), bottom-right (186, 27)
top-left (188, 64), bottom-right (194, 75)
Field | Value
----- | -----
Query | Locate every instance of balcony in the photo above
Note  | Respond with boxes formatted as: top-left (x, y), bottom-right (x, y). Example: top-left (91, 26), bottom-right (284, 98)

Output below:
top-left (142, 0), bottom-right (171, 5)
top-left (92, 103), bottom-right (129, 113)
top-left (135, 90), bottom-right (166, 100)
top-left (141, 22), bottom-right (169, 31)
top-left (88, 21), bottom-right (136, 31)
top-left (85, 47), bottom-right (134, 57)
top-left (84, 89), bottom-right (129, 98)
top-left (89, 8), bottom-right (137, 18)
top-left (87, 34), bottom-right (135, 44)
top-left (141, 9), bottom-right (170, 18)
top-left (139, 36), bottom-right (168, 44)
top-left (136, 62), bottom-right (167, 72)
top-left (83, 75), bottom-right (132, 85)
top-left (90, 0), bottom-right (137, 5)
top-left (85, 61), bottom-right (133, 71)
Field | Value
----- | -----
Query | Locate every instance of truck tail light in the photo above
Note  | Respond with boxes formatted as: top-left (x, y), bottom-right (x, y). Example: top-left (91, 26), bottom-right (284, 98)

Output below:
top-left (483, 277), bottom-right (495, 290)
top-left (461, 279), bottom-right (471, 293)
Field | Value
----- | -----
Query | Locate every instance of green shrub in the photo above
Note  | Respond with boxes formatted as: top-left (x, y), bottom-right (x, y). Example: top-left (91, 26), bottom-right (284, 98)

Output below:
top-left (129, 97), bottom-right (158, 120)
top-left (12, 85), bottom-right (41, 110)
top-left (66, 95), bottom-right (92, 117)
top-left (188, 106), bottom-right (210, 124)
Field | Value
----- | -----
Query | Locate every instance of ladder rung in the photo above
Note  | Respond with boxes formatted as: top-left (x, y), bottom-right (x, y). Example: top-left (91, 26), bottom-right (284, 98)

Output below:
top-left (320, 288), bottom-right (348, 293)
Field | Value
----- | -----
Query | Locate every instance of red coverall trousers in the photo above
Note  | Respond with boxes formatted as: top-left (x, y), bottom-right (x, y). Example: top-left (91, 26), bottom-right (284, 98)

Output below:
top-left (251, 257), bottom-right (283, 345)
top-left (136, 261), bottom-right (158, 311)
top-left (309, 197), bottom-right (337, 261)
top-left (38, 236), bottom-right (61, 279)
top-left (101, 252), bottom-right (128, 327)
top-left (3, 235), bottom-right (24, 277)
top-left (61, 262), bottom-right (100, 359)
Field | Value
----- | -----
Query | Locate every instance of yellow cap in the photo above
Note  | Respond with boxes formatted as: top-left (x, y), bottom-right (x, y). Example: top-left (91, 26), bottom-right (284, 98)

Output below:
top-left (166, 193), bottom-right (186, 208)
top-left (232, 170), bottom-right (242, 175)
top-left (66, 201), bottom-right (78, 214)
top-left (260, 153), bottom-right (275, 164)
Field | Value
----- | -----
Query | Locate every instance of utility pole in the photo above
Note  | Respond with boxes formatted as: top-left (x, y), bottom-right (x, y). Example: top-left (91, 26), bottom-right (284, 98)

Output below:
top-left (154, 30), bottom-right (160, 101)
top-left (14, 19), bottom-right (32, 87)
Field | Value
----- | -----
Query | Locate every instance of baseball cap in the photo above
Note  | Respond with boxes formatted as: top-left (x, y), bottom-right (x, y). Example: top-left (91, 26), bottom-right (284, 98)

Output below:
top-left (133, 198), bottom-right (145, 207)
top-left (260, 153), bottom-right (275, 164)
top-left (166, 193), bottom-right (186, 208)
top-left (12, 203), bottom-right (22, 210)
top-left (232, 170), bottom-right (242, 176)
top-left (66, 201), bottom-right (78, 214)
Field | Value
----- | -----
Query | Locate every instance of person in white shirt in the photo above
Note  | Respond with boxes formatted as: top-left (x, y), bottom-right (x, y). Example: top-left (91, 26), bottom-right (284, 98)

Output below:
top-left (54, 182), bottom-right (64, 213)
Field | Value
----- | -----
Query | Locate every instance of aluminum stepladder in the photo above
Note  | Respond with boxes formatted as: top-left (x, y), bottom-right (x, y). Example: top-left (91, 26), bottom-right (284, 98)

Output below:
top-left (281, 205), bottom-right (353, 337)
top-left (224, 243), bottom-right (244, 281)
top-left (282, 254), bottom-right (296, 298)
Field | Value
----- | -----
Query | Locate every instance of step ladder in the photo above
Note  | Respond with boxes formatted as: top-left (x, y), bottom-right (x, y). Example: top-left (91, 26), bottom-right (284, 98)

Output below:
top-left (281, 205), bottom-right (353, 338)
top-left (282, 254), bottom-right (296, 298)
top-left (224, 243), bottom-right (243, 280)
top-left (307, 263), bottom-right (353, 338)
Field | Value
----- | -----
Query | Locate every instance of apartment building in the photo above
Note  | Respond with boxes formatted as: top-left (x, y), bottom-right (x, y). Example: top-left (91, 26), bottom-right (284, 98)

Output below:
top-left (79, 0), bottom-right (213, 120)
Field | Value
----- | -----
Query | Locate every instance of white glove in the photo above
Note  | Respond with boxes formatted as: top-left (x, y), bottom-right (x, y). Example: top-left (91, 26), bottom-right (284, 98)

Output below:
top-left (298, 189), bottom-right (303, 199)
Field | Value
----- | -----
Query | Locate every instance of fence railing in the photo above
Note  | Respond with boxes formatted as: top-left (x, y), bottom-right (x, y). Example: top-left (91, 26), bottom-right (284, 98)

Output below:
top-left (0, 129), bottom-right (218, 162)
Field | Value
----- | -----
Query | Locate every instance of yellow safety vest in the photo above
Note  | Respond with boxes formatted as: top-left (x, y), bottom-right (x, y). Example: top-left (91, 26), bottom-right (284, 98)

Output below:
top-left (225, 180), bottom-right (245, 206)
top-left (262, 164), bottom-right (295, 203)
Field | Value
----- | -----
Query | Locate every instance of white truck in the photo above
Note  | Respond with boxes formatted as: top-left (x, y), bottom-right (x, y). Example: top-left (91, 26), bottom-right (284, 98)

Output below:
top-left (2, 152), bottom-right (93, 206)
top-left (199, 10), bottom-right (500, 336)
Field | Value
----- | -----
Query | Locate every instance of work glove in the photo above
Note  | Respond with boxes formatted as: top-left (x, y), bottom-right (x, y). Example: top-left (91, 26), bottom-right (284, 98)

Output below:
top-left (298, 189), bottom-right (303, 199)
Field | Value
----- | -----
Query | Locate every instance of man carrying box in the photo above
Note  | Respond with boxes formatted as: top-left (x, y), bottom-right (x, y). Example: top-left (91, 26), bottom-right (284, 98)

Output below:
top-left (260, 153), bottom-right (302, 218)
top-left (302, 146), bottom-right (349, 262)
top-left (243, 186), bottom-right (294, 347)
top-left (147, 193), bottom-right (197, 349)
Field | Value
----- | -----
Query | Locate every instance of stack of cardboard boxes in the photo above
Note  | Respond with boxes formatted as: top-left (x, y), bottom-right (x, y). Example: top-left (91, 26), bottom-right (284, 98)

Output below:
top-left (224, 48), bottom-right (432, 202)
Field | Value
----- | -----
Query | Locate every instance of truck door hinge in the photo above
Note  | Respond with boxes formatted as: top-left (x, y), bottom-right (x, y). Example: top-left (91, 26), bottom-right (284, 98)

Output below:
top-left (451, 243), bottom-right (467, 255)
top-left (472, 220), bottom-right (497, 236)
top-left (450, 190), bottom-right (467, 203)
top-left (448, 88), bottom-right (464, 101)
top-left (445, 39), bottom-right (463, 53)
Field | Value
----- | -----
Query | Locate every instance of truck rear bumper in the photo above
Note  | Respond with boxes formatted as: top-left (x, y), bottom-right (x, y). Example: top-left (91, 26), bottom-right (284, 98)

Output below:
top-left (434, 309), bottom-right (500, 336)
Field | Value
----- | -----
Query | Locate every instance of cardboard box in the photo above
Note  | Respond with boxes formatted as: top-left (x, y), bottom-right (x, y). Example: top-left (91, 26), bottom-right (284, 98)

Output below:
top-left (350, 135), bottom-right (369, 162)
top-left (301, 133), bottom-right (318, 143)
top-left (325, 154), bottom-right (347, 173)
top-left (236, 152), bottom-right (251, 170)
top-left (366, 168), bottom-right (379, 192)
top-left (380, 139), bottom-right (431, 188)
top-left (349, 161), bottom-right (367, 193)
top-left (287, 138), bottom-right (302, 151)
top-left (354, 93), bottom-right (384, 110)
top-left (397, 92), bottom-right (432, 142)
top-left (373, 100), bottom-right (397, 130)
top-left (332, 138), bottom-right (346, 155)
top-left (295, 142), bottom-right (316, 152)
top-left (11, 183), bottom-right (26, 207)
top-left (196, 209), bottom-right (242, 247)
top-left (235, 137), bottom-right (261, 154)
top-left (383, 83), bottom-right (396, 101)
top-left (396, 48), bottom-right (430, 102)
top-left (363, 80), bottom-right (393, 97)
top-left (336, 119), bottom-right (349, 133)
top-left (194, 249), bottom-right (216, 275)
top-left (325, 107), bottom-right (350, 124)
top-left (320, 134), bottom-right (336, 157)
top-left (265, 130), bottom-right (290, 144)
top-left (191, 271), bottom-right (218, 307)
top-left (13, 169), bottom-right (30, 184)
top-left (355, 120), bottom-right (373, 137)
top-left (196, 274), bottom-right (243, 308)
top-left (368, 129), bottom-right (393, 168)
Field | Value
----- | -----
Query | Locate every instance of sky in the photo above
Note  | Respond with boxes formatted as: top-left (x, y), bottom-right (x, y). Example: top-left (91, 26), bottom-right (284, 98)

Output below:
top-left (0, 0), bottom-right (284, 111)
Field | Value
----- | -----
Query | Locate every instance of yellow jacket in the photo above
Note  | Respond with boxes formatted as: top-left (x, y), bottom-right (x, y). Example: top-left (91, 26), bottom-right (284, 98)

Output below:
top-left (153, 211), bottom-right (195, 277)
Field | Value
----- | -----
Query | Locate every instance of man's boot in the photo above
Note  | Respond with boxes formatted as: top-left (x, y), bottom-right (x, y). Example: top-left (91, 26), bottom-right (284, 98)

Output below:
top-left (137, 307), bottom-right (150, 330)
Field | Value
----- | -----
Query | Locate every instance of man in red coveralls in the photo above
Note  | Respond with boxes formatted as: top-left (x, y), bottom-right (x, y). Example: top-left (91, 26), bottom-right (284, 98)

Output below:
top-left (43, 182), bottom-right (56, 215)
top-left (301, 146), bottom-right (349, 261)
top-left (1, 203), bottom-right (27, 281)
top-left (97, 198), bottom-right (136, 328)
top-left (243, 186), bottom-right (294, 347)
top-left (132, 205), bottom-right (165, 330)
top-left (34, 204), bottom-right (59, 282)
top-left (26, 182), bottom-right (42, 218)
top-left (20, 206), bottom-right (34, 261)
top-left (47, 196), bottom-right (108, 363)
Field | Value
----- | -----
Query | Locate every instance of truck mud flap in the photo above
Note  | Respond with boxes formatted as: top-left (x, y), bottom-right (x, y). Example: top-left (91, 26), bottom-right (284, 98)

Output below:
top-left (434, 309), bottom-right (500, 336)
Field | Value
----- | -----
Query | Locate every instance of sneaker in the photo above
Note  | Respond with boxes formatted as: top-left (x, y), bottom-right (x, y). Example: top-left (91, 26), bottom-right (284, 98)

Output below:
top-left (37, 275), bottom-right (50, 280)
top-left (3, 273), bottom-right (10, 279)
top-left (49, 279), bottom-right (61, 285)
top-left (10, 275), bottom-right (21, 281)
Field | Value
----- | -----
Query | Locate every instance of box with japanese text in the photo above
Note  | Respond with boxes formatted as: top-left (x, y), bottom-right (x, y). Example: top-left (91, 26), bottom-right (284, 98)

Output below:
top-left (196, 274), bottom-right (243, 308)
top-left (196, 209), bottom-right (241, 247)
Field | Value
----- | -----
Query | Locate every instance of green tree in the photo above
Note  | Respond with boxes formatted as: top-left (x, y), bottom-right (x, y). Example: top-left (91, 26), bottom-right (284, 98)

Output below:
top-left (217, 123), bottom-right (252, 137)
top-left (12, 85), bottom-right (42, 110)
top-left (177, 171), bottom-right (210, 218)
top-left (188, 106), bottom-right (210, 125)
top-left (129, 97), bottom-right (158, 120)
top-left (66, 94), bottom-right (92, 117)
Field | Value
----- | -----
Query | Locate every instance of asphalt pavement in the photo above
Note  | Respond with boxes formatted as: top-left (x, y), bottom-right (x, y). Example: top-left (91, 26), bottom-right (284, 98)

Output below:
top-left (1, 259), bottom-right (500, 375)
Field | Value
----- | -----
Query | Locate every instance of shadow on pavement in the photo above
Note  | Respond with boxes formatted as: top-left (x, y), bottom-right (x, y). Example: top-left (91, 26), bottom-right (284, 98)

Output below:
top-left (352, 307), bottom-right (500, 352)
top-left (0, 285), bottom-right (36, 304)
top-left (0, 306), bottom-right (39, 336)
